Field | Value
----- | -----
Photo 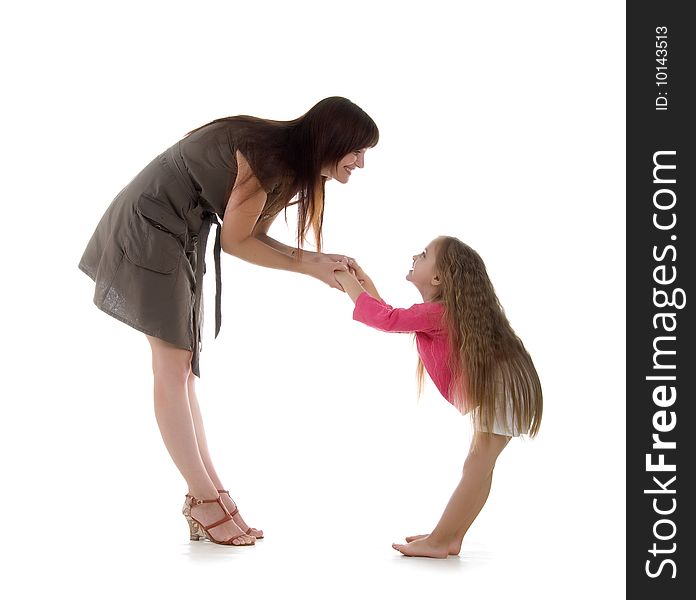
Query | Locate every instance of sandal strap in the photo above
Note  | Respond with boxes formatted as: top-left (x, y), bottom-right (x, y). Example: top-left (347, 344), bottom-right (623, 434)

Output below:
top-left (220, 531), bottom-right (251, 544)
top-left (187, 492), bottom-right (253, 545)
top-left (217, 489), bottom-right (239, 517)
top-left (187, 495), bottom-right (221, 506)
top-left (206, 513), bottom-right (233, 530)
top-left (188, 495), bottom-right (238, 534)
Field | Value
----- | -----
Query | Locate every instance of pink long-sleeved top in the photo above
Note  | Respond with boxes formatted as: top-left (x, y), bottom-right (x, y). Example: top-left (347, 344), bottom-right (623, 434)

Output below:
top-left (353, 291), bottom-right (466, 406)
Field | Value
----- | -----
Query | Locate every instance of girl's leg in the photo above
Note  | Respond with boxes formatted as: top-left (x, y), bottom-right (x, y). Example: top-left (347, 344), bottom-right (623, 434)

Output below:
top-left (394, 432), bottom-right (509, 558)
top-left (454, 471), bottom-right (493, 540)
top-left (404, 472), bottom-right (493, 552)
top-left (147, 335), bottom-right (254, 544)
top-left (186, 372), bottom-right (263, 537)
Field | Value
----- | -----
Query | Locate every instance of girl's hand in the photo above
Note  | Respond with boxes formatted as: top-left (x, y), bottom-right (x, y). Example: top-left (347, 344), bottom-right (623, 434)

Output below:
top-left (347, 259), bottom-right (371, 286)
top-left (306, 259), bottom-right (349, 291)
top-left (333, 268), bottom-right (356, 292)
top-left (333, 268), bottom-right (365, 301)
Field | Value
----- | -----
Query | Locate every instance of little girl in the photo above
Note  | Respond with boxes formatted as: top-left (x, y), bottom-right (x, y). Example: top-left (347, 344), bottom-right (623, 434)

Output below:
top-left (334, 236), bottom-right (542, 559)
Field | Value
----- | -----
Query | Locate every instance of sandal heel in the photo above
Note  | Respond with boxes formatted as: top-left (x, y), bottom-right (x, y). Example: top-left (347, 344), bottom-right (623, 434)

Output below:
top-left (186, 515), bottom-right (205, 541)
top-left (183, 496), bottom-right (207, 541)
top-left (182, 494), bottom-right (255, 546)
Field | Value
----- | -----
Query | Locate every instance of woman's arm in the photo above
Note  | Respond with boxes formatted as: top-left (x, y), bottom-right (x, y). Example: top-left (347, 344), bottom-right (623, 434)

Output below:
top-left (253, 215), bottom-right (354, 266)
top-left (256, 232), bottom-right (309, 258)
top-left (252, 214), bottom-right (318, 259)
top-left (221, 151), bottom-right (347, 289)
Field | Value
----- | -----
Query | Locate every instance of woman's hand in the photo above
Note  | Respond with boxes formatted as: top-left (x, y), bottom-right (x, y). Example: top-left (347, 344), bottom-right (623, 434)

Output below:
top-left (305, 259), bottom-right (349, 291)
top-left (314, 252), bottom-right (354, 266)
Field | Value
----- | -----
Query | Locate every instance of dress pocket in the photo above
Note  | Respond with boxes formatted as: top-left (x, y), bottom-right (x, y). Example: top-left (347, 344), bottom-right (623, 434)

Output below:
top-left (124, 210), bottom-right (182, 274)
top-left (137, 193), bottom-right (188, 236)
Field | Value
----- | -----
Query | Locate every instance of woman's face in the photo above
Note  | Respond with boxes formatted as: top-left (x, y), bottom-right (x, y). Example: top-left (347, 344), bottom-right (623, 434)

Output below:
top-left (321, 148), bottom-right (367, 183)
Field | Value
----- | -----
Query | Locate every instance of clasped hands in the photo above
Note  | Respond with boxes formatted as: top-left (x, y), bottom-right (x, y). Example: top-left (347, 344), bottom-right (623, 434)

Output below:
top-left (308, 252), bottom-right (369, 292)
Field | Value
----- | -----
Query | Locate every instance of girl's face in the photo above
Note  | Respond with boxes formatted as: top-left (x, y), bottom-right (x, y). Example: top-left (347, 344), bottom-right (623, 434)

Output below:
top-left (406, 238), bottom-right (442, 299)
top-left (321, 148), bottom-right (367, 183)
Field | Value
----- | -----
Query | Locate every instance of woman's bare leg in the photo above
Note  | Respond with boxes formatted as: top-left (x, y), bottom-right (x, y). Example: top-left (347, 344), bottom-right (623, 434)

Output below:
top-left (186, 372), bottom-right (263, 537)
top-left (394, 432), bottom-right (510, 558)
top-left (147, 335), bottom-right (254, 544)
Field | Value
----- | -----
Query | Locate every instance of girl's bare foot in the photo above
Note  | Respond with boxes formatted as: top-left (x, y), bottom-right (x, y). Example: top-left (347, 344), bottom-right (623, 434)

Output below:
top-left (218, 491), bottom-right (264, 539)
top-left (392, 535), bottom-right (451, 559)
top-left (190, 502), bottom-right (255, 545)
top-left (403, 534), bottom-right (462, 555)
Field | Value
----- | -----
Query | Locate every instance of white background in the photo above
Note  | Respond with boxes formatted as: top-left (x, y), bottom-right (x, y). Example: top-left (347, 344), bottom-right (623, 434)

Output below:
top-left (2, 1), bottom-right (625, 598)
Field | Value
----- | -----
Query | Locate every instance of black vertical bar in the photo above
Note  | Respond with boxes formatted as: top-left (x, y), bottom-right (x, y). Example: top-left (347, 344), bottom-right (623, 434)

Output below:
top-left (627, 2), bottom-right (694, 598)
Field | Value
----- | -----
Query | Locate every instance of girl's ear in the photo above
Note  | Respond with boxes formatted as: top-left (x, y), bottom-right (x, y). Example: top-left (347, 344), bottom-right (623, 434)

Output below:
top-left (431, 274), bottom-right (441, 286)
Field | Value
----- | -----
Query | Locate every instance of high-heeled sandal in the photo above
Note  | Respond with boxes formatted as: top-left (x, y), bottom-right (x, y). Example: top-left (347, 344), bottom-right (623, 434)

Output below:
top-left (217, 489), bottom-right (264, 539)
top-left (182, 494), bottom-right (255, 545)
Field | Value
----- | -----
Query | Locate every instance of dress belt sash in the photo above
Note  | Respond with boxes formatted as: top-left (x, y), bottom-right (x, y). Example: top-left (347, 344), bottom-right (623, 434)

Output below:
top-left (164, 144), bottom-right (223, 376)
top-left (197, 211), bottom-right (223, 341)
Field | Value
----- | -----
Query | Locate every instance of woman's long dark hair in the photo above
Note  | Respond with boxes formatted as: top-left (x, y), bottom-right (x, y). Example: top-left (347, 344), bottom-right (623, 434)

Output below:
top-left (187, 97), bottom-right (379, 251)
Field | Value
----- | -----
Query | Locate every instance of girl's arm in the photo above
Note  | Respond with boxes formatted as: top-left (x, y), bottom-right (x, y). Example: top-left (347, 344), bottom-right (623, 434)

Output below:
top-left (334, 270), bottom-right (368, 302)
top-left (351, 260), bottom-right (382, 301)
top-left (334, 261), bottom-right (383, 303)
top-left (221, 150), bottom-right (347, 289)
top-left (337, 265), bottom-right (443, 333)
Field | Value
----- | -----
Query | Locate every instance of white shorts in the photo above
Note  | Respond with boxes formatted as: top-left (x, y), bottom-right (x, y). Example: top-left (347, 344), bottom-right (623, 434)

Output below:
top-left (471, 389), bottom-right (527, 437)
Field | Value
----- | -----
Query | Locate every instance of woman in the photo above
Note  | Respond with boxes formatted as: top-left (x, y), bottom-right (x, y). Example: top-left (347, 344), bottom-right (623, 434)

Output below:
top-left (79, 97), bottom-right (379, 546)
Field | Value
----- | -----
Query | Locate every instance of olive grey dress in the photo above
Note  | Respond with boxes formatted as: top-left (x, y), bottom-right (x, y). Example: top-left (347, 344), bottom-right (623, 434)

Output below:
top-left (79, 120), bottom-right (284, 376)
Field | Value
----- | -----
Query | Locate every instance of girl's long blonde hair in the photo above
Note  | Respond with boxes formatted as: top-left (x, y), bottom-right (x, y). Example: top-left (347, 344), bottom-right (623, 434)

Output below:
top-left (417, 237), bottom-right (542, 437)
